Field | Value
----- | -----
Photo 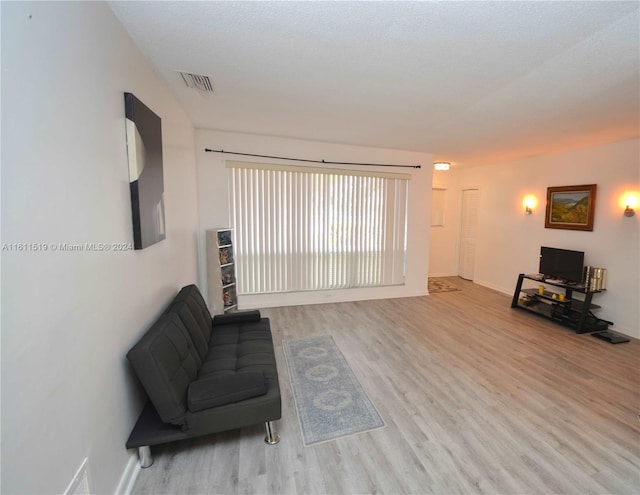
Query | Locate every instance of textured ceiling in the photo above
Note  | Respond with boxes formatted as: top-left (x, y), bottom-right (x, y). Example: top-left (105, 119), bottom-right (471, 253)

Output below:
top-left (109, 1), bottom-right (640, 168)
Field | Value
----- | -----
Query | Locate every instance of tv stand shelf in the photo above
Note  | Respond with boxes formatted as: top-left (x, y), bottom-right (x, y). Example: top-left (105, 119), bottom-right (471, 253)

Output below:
top-left (511, 273), bottom-right (612, 334)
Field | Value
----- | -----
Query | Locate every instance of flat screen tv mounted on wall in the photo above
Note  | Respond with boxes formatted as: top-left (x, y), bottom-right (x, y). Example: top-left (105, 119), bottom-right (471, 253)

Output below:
top-left (539, 246), bottom-right (585, 284)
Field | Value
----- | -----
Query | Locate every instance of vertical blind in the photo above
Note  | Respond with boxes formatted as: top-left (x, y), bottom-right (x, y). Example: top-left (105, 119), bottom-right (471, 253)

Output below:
top-left (227, 161), bottom-right (410, 294)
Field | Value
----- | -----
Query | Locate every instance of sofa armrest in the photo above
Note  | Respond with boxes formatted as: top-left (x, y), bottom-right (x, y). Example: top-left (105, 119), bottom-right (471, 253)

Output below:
top-left (212, 310), bottom-right (261, 326)
top-left (188, 371), bottom-right (267, 412)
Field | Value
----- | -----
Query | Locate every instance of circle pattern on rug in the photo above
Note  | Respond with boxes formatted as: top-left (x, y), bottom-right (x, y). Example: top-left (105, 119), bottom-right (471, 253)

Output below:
top-left (305, 364), bottom-right (339, 382)
top-left (313, 389), bottom-right (353, 411)
top-left (298, 346), bottom-right (329, 360)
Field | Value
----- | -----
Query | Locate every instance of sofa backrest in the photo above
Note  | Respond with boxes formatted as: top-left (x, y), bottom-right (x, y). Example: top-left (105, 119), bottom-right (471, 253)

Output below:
top-left (127, 313), bottom-right (199, 426)
top-left (166, 285), bottom-right (212, 361)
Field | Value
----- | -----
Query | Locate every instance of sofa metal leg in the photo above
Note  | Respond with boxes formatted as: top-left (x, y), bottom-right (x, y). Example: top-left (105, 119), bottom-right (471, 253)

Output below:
top-left (264, 421), bottom-right (280, 445)
top-left (138, 446), bottom-right (153, 468)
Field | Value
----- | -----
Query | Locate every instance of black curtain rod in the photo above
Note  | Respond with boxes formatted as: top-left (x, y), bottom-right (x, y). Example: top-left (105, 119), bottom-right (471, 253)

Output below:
top-left (204, 148), bottom-right (421, 169)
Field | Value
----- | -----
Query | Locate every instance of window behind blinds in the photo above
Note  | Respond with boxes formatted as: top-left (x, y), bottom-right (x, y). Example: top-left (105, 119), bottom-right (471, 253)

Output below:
top-left (227, 161), bottom-right (410, 294)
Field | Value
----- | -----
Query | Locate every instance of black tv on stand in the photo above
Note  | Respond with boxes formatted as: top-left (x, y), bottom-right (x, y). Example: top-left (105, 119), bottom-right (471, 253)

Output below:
top-left (539, 246), bottom-right (584, 284)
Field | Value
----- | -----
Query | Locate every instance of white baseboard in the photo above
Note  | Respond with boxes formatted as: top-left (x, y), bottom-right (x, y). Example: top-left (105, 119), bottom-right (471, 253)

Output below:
top-left (473, 279), bottom-right (512, 296)
top-left (238, 288), bottom-right (428, 310)
top-left (115, 453), bottom-right (140, 495)
top-left (608, 325), bottom-right (639, 339)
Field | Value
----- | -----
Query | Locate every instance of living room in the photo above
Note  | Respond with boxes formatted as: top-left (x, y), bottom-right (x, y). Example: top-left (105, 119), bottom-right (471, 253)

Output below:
top-left (1, 2), bottom-right (638, 494)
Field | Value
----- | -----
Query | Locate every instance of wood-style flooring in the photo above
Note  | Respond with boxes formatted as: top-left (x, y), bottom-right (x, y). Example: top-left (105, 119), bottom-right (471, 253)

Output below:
top-left (132, 278), bottom-right (640, 494)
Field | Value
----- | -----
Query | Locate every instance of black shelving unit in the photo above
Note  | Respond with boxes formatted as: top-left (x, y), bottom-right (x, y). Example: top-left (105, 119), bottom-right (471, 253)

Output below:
top-left (511, 273), bottom-right (612, 333)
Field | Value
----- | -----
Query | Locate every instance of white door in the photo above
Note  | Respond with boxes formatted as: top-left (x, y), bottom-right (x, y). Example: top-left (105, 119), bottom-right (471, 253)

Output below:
top-left (459, 189), bottom-right (479, 280)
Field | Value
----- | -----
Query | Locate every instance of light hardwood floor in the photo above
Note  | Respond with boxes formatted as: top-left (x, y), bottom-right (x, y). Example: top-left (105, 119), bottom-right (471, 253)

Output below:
top-left (132, 278), bottom-right (640, 494)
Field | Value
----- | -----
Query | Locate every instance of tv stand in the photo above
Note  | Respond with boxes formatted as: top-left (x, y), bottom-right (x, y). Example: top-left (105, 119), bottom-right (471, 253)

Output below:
top-left (511, 273), bottom-right (613, 334)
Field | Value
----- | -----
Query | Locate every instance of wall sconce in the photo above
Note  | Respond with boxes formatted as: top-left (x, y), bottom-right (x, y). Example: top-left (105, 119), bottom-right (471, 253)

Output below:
top-left (434, 162), bottom-right (450, 171)
top-left (621, 192), bottom-right (638, 217)
top-left (522, 195), bottom-right (537, 215)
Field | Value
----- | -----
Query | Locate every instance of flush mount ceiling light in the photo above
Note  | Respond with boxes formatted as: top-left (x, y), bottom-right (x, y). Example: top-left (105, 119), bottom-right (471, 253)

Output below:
top-left (179, 72), bottom-right (214, 93)
top-left (434, 162), bottom-right (450, 171)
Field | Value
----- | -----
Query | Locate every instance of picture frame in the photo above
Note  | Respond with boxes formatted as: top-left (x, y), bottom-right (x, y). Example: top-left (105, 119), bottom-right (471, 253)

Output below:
top-left (124, 93), bottom-right (166, 249)
top-left (545, 184), bottom-right (597, 231)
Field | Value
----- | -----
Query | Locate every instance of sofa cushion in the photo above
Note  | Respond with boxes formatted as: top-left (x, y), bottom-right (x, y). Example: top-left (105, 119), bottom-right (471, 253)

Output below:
top-left (187, 371), bottom-right (267, 412)
top-left (165, 303), bottom-right (205, 367)
top-left (184, 318), bottom-right (281, 432)
top-left (198, 318), bottom-right (274, 377)
top-left (166, 285), bottom-right (212, 361)
top-left (127, 313), bottom-right (198, 426)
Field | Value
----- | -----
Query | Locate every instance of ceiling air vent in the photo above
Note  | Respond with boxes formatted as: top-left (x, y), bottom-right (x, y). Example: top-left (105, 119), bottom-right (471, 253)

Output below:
top-left (179, 72), bottom-right (214, 93)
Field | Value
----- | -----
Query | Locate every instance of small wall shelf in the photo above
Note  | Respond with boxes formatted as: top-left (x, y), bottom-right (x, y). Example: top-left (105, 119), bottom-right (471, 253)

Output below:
top-left (206, 228), bottom-right (238, 314)
top-left (511, 273), bottom-right (612, 334)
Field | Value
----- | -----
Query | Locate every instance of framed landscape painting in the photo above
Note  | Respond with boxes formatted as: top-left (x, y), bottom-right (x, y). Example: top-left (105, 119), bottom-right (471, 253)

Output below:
top-left (545, 184), bottom-right (597, 231)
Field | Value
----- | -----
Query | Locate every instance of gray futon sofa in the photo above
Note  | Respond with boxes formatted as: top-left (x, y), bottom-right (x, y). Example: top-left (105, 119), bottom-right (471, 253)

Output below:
top-left (126, 284), bottom-right (281, 467)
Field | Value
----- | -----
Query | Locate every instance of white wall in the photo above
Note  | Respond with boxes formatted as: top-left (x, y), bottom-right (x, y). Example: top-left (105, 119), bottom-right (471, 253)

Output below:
top-left (456, 139), bottom-right (639, 338)
top-left (429, 167), bottom-right (462, 276)
top-left (1, 2), bottom-right (199, 493)
top-left (195, 129), bottom-right (433, 308)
